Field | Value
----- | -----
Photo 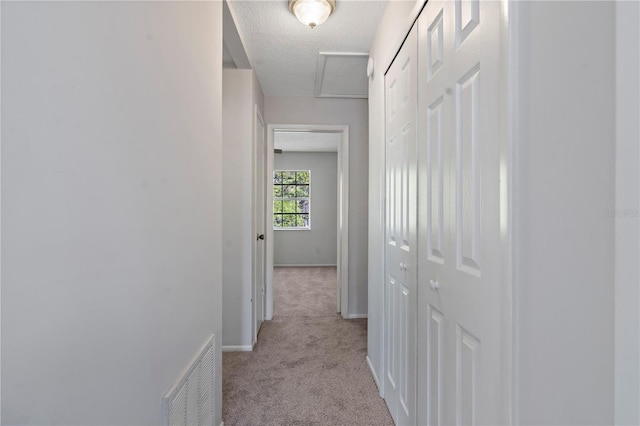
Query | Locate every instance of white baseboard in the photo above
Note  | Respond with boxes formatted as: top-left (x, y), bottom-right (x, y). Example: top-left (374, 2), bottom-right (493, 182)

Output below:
top-left (273, 264), bottom-right (337, 267)
top-left (222, 345), bottom-right (252, 352)
top-left (366, 355), bottom-right (383, 398)
top-left (347, 313), bottom-right (368, 319)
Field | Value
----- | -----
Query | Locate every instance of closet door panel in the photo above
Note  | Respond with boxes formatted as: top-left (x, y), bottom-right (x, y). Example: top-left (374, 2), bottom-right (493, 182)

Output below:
top-left (418, 0), bottom-right (505, 424)
top-left (418, 1), bottom-right (453, 424)
top-left (385, 24), bottom-right (418, 426)
top-left (449, 1), bottom-right (504, 423)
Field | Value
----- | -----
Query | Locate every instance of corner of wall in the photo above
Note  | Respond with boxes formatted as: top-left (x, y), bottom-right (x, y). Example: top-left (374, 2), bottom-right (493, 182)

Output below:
top-left (614, 1), bottom-right (640, 424)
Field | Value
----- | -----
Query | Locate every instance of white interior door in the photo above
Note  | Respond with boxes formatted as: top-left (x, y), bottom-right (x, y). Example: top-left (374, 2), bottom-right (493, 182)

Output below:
top-left (417, 0), bottom-right (504, 424)
top-left (384, 24), bottom-right (418, 426)
top-left (254, 109), bottom-right (266, 343)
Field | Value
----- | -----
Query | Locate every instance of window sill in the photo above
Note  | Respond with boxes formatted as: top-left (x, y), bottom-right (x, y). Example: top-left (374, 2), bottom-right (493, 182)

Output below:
top-left (274, 227), bottom-right (311, 231)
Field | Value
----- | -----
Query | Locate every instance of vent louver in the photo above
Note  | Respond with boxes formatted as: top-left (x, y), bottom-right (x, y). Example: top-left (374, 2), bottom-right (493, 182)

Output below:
top-left (162, 335), bottom-right (216, 426)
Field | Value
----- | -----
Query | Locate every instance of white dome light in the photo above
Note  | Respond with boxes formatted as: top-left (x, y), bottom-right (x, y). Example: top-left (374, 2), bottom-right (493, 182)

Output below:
top-left (289, 0), bottom-right (336, 29)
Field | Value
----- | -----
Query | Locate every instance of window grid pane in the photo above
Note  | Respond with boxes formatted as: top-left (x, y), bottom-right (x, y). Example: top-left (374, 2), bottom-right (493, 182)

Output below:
top-left (273, 169), bottom-right (311, 229)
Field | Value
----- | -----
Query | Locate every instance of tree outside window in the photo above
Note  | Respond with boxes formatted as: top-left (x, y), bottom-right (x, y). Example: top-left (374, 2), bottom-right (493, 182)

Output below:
top-left (273, 170), bottom-right (310, 229)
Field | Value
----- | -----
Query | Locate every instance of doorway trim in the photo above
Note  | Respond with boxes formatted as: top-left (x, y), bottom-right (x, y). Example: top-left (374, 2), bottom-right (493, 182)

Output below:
top-left (265, 124), bottom-right (349, 320)
top-left (252, 105), bottom-right (266, 346)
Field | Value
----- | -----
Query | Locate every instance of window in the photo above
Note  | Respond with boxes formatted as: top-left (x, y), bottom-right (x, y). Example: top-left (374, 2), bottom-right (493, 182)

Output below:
top-left (273, 170), bottom-right (310, 229)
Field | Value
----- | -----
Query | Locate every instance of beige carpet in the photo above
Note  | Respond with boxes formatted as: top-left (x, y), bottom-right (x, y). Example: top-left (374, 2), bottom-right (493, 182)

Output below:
top-left (273, 266), bottom-right (337, 317)
top-left (222, 266), bottom-right (393, 426)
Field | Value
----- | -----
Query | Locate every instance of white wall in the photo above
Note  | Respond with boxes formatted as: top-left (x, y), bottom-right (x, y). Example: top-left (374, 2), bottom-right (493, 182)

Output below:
top-left (222, 69), bottom-right (264, 349)
top-left (514, 2), bottom-right (616, 424)
top-left (274, 152), bottom-right (338, 266)
top-left (265, 96), bottom-right (368, 315)
top-left (615, 1), bottom-right (640, 424)
top-left (222, 69), bottom-right (253, 349)
top-left (1, 2), bottom-right (223, 425)
top-left (366, 0), bottom-right (421, 394)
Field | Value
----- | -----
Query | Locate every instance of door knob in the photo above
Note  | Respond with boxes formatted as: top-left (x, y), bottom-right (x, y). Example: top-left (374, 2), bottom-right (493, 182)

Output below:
top-left (257, 234), bottom-right (265, 241)
top-left (429, 279), bottom-right (440, 290)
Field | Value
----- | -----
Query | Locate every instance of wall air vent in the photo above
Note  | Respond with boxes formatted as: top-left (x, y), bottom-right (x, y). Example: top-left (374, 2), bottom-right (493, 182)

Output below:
top-left (162, 334), bottom-right (216, 426)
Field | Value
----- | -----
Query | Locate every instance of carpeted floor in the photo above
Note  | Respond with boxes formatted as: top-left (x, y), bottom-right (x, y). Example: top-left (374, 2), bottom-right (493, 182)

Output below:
top-left (273, 266), bottom-right (337, 318)
top-left (222, 266), bottom-right (393, 426)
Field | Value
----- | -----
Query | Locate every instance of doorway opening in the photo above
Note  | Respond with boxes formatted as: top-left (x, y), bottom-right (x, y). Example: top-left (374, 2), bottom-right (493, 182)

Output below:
top-left (265, 124), bottom-right (349, 320)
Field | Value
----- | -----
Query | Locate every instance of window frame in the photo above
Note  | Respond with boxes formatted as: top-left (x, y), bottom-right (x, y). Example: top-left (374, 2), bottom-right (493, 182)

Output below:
top-left (273, 169), bottom-right (311, 231)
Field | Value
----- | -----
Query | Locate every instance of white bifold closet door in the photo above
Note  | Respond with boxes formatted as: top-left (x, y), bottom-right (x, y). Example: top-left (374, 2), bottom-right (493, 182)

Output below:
top-left (384, 24), bottom-right (418, 426)
top-left (416, 0), bottom-right (504, 425)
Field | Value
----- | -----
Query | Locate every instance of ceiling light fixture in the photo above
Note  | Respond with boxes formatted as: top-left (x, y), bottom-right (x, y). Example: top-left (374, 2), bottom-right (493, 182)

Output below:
top-left (289, 0), bottom-right (336, 29)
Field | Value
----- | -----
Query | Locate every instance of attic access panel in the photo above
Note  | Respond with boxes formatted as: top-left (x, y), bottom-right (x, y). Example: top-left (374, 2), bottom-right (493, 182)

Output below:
top-left (314, 52), bottom-right (369, 99)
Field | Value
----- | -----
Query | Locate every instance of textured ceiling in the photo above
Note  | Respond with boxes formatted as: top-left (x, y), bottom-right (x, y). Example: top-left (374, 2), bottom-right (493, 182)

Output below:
top-left (275, 131), bottom-right (341, 152)
top-left (227, 0), bottom-right (388, 97)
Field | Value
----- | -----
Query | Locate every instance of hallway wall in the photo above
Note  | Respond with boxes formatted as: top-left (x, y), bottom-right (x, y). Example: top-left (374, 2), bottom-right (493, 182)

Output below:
top-left (513, 2), bottom-right (615, 423)
top-left (222, 69), bottom-right (265, 349)
top-left (614, 1), bottom-right (640, 423)
top-left (1, 2), bottom-right (224, 424)
top-left (265, 96), bottom-right (369, 316)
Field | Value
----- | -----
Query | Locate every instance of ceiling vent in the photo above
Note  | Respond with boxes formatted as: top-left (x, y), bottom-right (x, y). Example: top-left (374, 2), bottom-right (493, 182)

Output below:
top-left (314, 52), bottom-right (369, 99)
